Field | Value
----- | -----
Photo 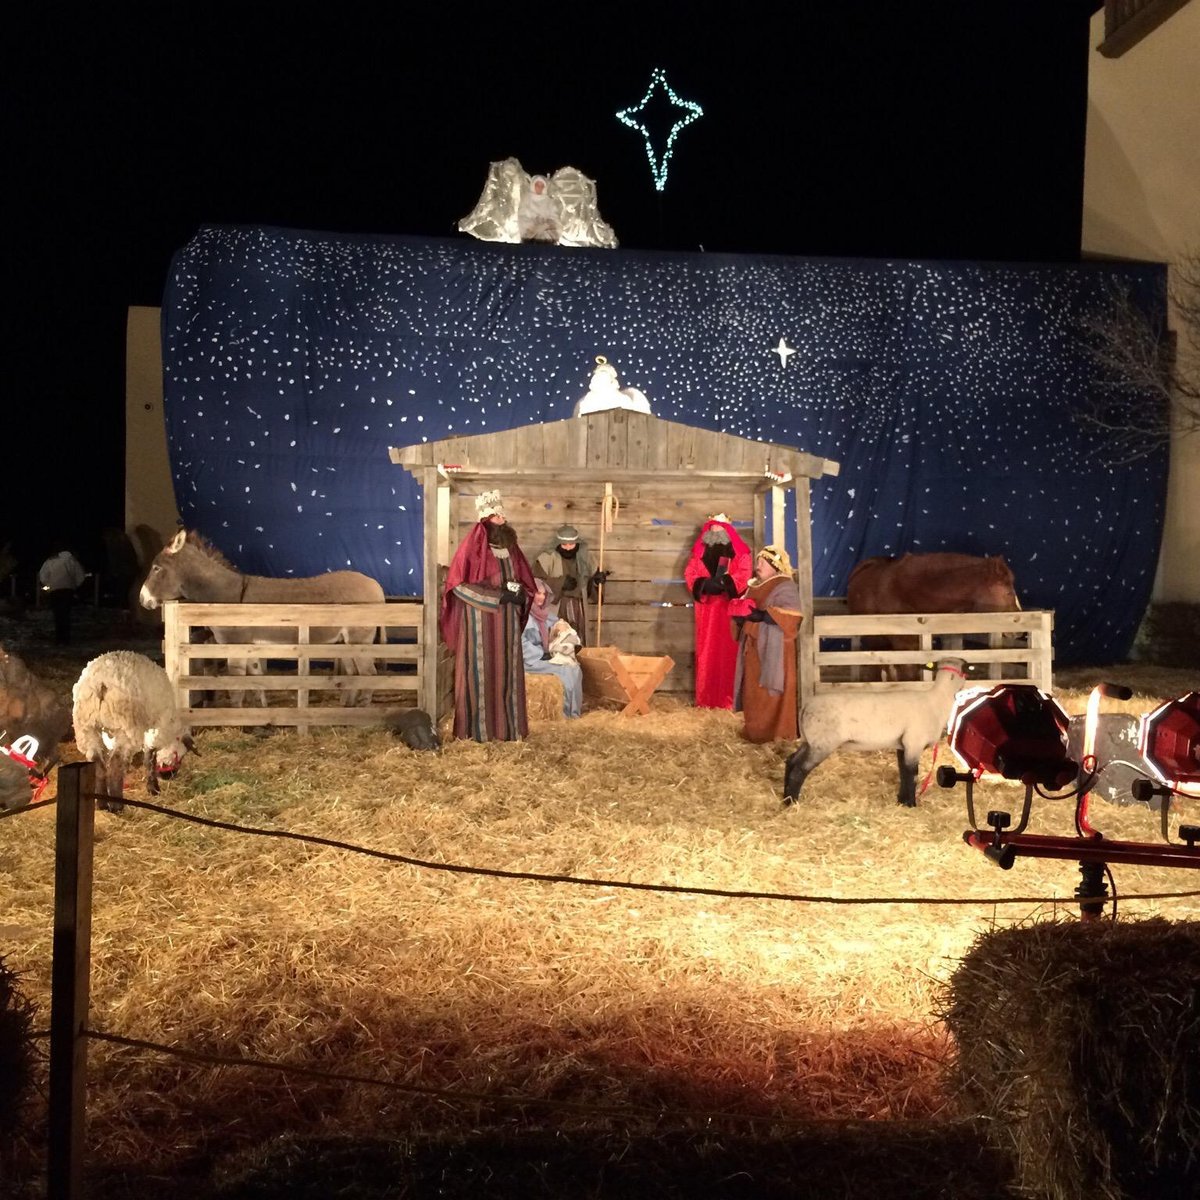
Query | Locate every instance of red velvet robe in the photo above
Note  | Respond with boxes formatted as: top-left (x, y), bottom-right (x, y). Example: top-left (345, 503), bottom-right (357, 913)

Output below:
top-left (683, 519), bottom-right (752, 708)
top-left (440, 522), bottom-right (537, 742)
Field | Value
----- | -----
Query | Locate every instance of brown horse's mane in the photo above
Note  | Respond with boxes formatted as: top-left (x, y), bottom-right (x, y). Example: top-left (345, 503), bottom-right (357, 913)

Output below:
top-left (184, 531), bottom-right (239, 573)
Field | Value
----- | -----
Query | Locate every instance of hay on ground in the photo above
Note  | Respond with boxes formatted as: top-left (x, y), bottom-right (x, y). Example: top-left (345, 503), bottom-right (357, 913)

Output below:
top-left (0, 640), bottom-right (1196, 1181)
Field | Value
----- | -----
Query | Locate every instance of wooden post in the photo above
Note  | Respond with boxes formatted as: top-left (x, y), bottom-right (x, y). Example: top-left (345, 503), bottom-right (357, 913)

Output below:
top-left (48, 761), bottom-right (96, 1200)
top-left (163, 600), bottom-right (182, 708)
top-left (794, 478), bottom-right (815, 709)
top-left (595, 482), bottom-right (613, 647)
top-left (422, 467), bottom-right (441, 719)
top-left (771, 485), bottom-right (786, 548)
top-left (296, 619), bottom-right (310, 738)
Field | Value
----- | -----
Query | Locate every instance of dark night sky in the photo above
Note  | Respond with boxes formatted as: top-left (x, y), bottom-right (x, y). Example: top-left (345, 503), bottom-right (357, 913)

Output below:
top-left (8, 2), bottom-right (1097, 567)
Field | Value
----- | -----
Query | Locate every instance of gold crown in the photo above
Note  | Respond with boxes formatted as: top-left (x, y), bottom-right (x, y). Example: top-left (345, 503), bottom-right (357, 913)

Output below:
top-left (475, 490), bottom-right (505, 519)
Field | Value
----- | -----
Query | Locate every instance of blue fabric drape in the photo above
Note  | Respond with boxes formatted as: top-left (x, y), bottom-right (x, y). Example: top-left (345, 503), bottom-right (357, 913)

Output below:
top-left (162, 225), bottom-right (1167, 664)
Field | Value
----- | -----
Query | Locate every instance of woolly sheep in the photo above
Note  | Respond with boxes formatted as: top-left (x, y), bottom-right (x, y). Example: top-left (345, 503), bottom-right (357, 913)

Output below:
top-left (72, 651), bottom-right (195, 812)
top-left (1, 644), bottom-right (72, 774)
top-left (383, 707), bottom-right (440, 751)
top-left (783, 657), bottom-right (970, 808)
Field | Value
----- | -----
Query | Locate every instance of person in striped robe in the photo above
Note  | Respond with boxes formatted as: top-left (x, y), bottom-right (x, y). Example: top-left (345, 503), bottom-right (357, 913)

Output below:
top-left (439, 490), bottom-right (538, 742)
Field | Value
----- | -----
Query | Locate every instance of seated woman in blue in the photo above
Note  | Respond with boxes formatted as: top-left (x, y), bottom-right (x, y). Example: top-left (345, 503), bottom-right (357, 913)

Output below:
top-left (522, 581), bottom-right (584, 719)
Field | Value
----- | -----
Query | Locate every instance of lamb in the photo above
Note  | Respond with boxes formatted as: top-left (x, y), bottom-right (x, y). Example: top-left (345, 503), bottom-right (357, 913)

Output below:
top-left (783, 657), bottom-right (970, 808)
top-left (72, 651), bottom-right (195, 812)
top-left (383, 707), bottom-right (440, 751)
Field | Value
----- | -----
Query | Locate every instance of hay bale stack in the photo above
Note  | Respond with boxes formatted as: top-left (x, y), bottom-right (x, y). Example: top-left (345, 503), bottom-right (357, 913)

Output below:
top-left (524, 674), bottom-right (563, 721)
top-left (0, 954), bottom-right (36, 1138)
top-left (942, 918), bottom-right (1200, 1200)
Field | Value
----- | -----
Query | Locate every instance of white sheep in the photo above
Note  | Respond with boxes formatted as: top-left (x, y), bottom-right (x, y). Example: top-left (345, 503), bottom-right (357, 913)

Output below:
top-left (72, 651), bottom-right (195, 812)
top-left (783, 657), bottom-right (970, 808)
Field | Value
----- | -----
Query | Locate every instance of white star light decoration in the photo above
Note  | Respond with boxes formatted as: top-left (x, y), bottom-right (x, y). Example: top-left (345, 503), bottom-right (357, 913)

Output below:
top-left (615, 68), bottom-right (704, 192)
top-left (772, 337), bottom-right (796, 367)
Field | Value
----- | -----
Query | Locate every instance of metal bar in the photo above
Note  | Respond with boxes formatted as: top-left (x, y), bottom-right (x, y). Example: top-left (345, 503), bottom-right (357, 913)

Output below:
top-left (965, 830), bottom-right (1200, 869)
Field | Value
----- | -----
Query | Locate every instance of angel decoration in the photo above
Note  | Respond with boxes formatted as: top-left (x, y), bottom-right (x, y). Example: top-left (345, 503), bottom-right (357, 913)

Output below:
top-left (573, 355), bottom-right (653, 417)
top-left (458, 157), bottom-right (618, 249)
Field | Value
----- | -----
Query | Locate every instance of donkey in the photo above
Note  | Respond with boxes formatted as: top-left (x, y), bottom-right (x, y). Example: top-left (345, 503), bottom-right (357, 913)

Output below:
top-left (139, 530), bottom-right (385, 706)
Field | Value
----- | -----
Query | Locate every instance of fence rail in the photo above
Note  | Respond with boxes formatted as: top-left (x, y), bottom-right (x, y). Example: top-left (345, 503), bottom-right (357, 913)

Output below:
top-left (805, 605), bottom-right (1053, 692)
top-left (162, 599), bottom-right (424, 730)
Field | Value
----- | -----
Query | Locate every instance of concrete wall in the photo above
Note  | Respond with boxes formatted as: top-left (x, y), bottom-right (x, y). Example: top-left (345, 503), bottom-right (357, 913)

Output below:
top-left (1082, 2), bottom-right (1200, 601)
top-left (125, 305), bottom-right (181, 559)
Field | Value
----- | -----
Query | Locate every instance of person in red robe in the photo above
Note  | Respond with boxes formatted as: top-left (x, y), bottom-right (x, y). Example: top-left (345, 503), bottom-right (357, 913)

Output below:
top-left (684, 514), bottom-right (752, 709)
top-left (439, 490), bottom-right (538, 742)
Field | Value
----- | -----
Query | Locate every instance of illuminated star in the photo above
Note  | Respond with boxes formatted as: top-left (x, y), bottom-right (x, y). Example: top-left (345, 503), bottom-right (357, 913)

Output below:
top-left (771, 338), bottom-right (796, 367)
top-left (615, 68), bottom-right (704, 192)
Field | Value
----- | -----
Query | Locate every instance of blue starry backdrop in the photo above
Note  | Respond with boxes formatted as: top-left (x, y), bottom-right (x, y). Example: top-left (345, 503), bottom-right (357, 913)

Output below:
top-left (163, 224), bottom-right (1167, 664)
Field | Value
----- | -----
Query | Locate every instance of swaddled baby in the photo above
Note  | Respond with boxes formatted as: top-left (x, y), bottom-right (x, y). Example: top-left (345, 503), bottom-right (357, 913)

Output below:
top-left (547, 619), bottom-right (581, 666)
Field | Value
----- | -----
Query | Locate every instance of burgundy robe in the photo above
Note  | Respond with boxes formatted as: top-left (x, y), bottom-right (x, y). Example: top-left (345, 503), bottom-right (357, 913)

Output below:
top-left (440, 522), bottom-right (537, 742)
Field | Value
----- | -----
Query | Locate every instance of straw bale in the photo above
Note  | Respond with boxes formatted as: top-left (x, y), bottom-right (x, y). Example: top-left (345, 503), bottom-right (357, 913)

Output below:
top-left (525, 673), bottom-right (564, 722)
top-left (0, 954), bottom-right (36, 1137)
top-left (941, 918), bottom-right (1200, 1200)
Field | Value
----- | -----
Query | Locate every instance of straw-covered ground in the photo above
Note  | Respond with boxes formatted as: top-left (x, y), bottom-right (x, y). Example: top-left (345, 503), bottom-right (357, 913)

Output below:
top-left (1, 606), bottom-right (1197, 1197)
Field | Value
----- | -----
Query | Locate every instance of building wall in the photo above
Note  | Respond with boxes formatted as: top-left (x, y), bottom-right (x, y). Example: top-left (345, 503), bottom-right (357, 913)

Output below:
top-left (1082, 2), bottom-right (1200, 601)
top-left (125, 305), bottom-right (181, 558)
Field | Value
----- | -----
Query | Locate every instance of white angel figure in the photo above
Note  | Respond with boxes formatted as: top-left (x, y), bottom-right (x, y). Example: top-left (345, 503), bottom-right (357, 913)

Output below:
top-left (573, 356), bottom-right (653, 418)
top-left (458, 157), bottom-right (618, 249)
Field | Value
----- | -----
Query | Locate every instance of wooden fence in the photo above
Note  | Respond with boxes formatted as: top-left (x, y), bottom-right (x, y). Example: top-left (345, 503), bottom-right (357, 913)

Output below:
top-left (162, 600), bottom-right (425, 729)
top-left (806, 602), bottom-right (1054, 692)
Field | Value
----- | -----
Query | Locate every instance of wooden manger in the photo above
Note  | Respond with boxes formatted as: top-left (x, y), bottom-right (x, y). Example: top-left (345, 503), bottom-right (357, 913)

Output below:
top-left (577, 646), bottom-right (675, 716)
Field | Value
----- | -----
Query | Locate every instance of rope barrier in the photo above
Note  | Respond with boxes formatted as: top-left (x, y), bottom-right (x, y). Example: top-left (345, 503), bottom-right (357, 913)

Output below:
top-left (95, 793), bottom-right (1200, 908)
top-left (0, 795), bottom-right (58, 819)
top-left (84, 1028), bottom-right (849, 1129)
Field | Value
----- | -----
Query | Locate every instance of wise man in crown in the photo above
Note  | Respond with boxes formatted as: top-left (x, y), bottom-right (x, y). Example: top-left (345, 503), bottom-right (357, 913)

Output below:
top-left (440, 490), bottom-right (538, 742)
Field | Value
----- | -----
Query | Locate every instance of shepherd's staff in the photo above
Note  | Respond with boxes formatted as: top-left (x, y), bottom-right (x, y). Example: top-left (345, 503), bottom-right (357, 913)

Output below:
top-left (594, 482), bottom-right (617, 646)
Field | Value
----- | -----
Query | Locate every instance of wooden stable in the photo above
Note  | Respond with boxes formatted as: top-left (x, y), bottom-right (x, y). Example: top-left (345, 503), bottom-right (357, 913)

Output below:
top-left (389, 411), bottom-right (841, 721)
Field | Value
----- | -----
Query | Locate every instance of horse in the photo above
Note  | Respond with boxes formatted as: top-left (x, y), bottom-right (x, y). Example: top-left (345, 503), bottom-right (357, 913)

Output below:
top-left (139, 530), bottom-right (385, 706)
top-left (847, 552), bottom-right (1021, 680)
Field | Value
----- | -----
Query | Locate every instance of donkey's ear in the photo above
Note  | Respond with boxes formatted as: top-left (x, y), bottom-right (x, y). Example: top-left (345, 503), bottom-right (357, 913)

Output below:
top-left (168, 530), bottom-right (187, 554)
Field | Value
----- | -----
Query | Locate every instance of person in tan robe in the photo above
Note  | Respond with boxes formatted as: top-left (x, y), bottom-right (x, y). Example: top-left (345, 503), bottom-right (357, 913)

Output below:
top-left (733, 545), bottom-right (803, 744)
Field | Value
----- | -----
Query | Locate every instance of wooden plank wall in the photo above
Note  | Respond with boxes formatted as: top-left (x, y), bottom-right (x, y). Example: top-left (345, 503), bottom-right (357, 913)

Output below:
top-left (450, 480), bottom-right (763, 695)
top-left (407, 411), bottom-right (809, 477)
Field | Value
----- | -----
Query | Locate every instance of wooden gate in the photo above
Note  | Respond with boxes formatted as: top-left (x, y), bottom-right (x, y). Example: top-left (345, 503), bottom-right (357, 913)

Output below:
top-left (162, 600), bottom-right (423, 729)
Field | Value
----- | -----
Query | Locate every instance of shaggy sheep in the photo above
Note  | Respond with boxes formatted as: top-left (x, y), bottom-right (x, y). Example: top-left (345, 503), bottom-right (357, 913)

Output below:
top-left (0, 644), bottom-right (72, 773)
top-left (72, 651), bottom-right (195, 812)
top-left (783, 657), bottom-right (970, 808)
top-left (0, 751), bottom-right (32, 812)
top-left (383, 707), bottom-right (440, 751)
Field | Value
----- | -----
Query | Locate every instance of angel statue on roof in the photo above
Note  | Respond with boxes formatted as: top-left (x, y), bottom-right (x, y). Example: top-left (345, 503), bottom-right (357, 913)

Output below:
top-left (573, 356), bottom-right (653, 418)
top-left (458, 157), bottom-right (618, 249)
